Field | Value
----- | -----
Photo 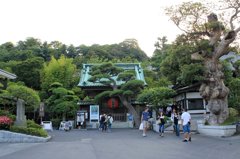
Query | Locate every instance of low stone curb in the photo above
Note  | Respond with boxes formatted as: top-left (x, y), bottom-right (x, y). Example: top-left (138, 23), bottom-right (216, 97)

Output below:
top-left (0, 130), bottom-right (51, 143)
top-left (197, 120), bottom-right (237, 137)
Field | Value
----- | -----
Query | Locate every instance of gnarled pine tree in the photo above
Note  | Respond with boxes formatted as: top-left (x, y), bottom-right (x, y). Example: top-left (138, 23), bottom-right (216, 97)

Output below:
top-left (166, 1), bottom-right (240, 124)
top-left (89, 63), bottom-right (145, 127)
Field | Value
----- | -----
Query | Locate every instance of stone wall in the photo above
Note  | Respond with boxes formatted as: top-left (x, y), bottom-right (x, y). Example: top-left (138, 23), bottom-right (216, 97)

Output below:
top-left (197, 120), bottom-right (236, 137)
top-left (0, 130), bottom-right (51, 143)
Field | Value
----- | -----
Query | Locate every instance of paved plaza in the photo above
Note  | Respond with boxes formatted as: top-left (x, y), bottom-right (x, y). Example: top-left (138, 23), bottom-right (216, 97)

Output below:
top-left (0, 129), bottom-right (240, 159)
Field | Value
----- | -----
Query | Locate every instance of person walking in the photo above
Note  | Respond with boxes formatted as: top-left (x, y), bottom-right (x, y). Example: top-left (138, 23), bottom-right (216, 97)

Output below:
top-left (171, 110), bottom-right (175, 133)
top-left (99, 113), bottom-right (104, 131)
top-left (158, 111), bottom-right (165, 137)
top-left (100, 114), bottom-right (107, 132)
top-left (148, 107), bottom-right (153, 130)
top-left (103, 114), bottom-right (108, 132)
top-left (107, 114), bottom-right (113, 132)
top-left (181, 108), bottom-right (191, 142)
top-left (141, 107), bottom-right (149, 137)
top-left (173, 109), bottom-right (180, 136)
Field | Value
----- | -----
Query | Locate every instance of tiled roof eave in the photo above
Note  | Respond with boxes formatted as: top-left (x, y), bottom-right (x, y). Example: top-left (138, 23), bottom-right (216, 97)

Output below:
top-left (0, 69), bottom-right (17, 79)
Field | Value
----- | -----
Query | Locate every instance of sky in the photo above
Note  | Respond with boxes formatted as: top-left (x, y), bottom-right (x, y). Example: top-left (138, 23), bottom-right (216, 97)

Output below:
top-left (0, 0), bottom-right (191, 57)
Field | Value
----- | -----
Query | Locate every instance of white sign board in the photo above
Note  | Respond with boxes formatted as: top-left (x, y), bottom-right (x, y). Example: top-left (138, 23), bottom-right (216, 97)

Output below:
top-left (90, 105), bottom-right (99, 123)
top-left (41, 121), bottom-right (53, 131)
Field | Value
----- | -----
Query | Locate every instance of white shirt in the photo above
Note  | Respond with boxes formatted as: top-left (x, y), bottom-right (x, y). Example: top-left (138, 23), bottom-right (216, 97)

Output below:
top-left (181, 112), bottom-right (191, 126)
top-left (108, 116), bottom-right (113, 124)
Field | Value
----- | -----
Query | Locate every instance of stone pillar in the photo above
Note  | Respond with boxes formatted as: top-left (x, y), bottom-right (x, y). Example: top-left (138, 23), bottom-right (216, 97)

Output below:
top-left (15, 99), bottom-right (27, 127)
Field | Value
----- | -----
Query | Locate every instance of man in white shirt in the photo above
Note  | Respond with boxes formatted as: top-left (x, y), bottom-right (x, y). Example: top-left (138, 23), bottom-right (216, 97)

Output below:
top-left (181, 108), bottom-right (191, 142)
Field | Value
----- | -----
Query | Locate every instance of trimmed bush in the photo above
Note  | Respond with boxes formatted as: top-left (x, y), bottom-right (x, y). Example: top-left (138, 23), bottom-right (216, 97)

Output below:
top-left (10, 126), bottom-right (28, 134)
top-left (27, 120), bottom-right (42, 129)
top-left (10, 126), bottom-right (48, 137)
top-left (9, 120), bottom-right (48, 137)
top-left (51, 118), bottom-right (61, 128)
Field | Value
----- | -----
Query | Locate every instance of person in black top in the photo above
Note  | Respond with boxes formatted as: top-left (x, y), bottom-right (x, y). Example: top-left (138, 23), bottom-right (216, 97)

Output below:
top-left (100, 114), bottom-right (107, 132)
top-left (158, 111), bottom-right (165, 137)
top-left (173, 109), bottom-right (180, 136)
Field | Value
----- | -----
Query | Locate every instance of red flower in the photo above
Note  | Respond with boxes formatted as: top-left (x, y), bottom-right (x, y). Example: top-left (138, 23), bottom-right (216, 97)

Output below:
top-left (0, 116), bottom-right (13, 125)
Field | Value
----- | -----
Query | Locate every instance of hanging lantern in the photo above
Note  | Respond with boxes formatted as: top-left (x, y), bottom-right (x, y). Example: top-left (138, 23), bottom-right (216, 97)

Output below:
top-left (107, 98), bottom-right (119, 109)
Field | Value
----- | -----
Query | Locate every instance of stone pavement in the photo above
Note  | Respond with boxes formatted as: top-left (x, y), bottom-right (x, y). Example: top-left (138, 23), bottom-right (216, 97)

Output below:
top-left (0, 129), bottom-right (239, 159)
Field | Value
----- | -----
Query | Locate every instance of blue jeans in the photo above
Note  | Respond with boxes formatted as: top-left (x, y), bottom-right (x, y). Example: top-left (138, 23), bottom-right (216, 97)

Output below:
top-left (159, 124), bottom-right (164, 133)
top-left (108, 124), bottom-right (112, 132)
top-left (183, 123), bottom-right (190, 133)
top-left (174, 124), bottom-right (180, 136)
top-left (99, 122), bottom-right (103, 129)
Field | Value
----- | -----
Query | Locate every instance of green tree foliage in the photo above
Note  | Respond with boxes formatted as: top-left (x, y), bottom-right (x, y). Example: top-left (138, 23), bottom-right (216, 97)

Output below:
top-left (137, 87), bottom-right (176, 108)
top-left (6, 84), bottom-right (40, 112)
top-left (77, 39), bottom-right (148, 62)
top-left (157, 38), bottom-right (204, 86)
top-left (0, 37), bottom-right (148, 64)
top-left (178, 63), bottom-right (205, 85)
top-left (89, 62), bottom-right (124, 87)
top-left (0, 42), bottom-right (16, 62)
top-left (46, 82), bottom-right (79, 120)
top-left (143, 67), bottom-right (172, 88)
top-left (233, 60), bottom-right (240, 77)
top-left (151, 36), bottom-right (170, 73)
top-left (88, 63), bottom-right (145, 127)
top-left (71, 86), bottom-right (85, 100)
top-left (12, 57), bottom-right (44, 90)
top-left (228, 78), bottom-right (240, 112)
top-left (48, 41), bottom-right (67, 59)
top-left (0, 89), bottom-right (16, 111)
top-left (41, 55), bottom-right (76, 98)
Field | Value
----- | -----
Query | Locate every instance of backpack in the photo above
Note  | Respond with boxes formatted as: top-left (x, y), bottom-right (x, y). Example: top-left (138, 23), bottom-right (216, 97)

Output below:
top-left (100, 115), bottom-right (105, 122)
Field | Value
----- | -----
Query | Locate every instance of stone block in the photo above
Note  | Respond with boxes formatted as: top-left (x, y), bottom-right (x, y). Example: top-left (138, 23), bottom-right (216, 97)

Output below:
top-left (197, 123), bottom-right (236, 137)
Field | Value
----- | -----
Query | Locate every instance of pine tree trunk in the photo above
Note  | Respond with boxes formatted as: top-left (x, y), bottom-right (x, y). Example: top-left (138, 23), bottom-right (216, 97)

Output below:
top-left (119, 96), bottom-right (141, 127)
top-left (195, 14), bottom-right (239, 125)
top-left (199, 59), bottom-right (229, 125)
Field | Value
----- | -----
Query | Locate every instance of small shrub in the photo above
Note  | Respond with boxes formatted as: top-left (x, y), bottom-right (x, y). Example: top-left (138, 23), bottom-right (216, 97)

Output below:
top-left (10, 126), bottom-right (28, 134)
top-left (0, 110), bottom-right (16, 121)
top-left (27, 120), bottom-right (42, 129)
top-left (10, 126), bottom-right (48, 137)
top-left (0, 116), bottom-right (13, 130)
top-left (26, 128), bottom-right (48, 137)
top-left (9, 120), bottom-right (48, 137)
top-left (229, 107), bottom-right (239, 117)
top-left (51, 118), bottom-right (61, 128)
top-left (221, 116), bottom-right (239, 125)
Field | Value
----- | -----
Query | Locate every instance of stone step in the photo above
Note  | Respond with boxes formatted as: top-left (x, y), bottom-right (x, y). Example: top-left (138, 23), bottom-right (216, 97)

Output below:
top-left (85, 121), bottom-right (133, 129)
top-left (164, 120), bottom-right (198, 132)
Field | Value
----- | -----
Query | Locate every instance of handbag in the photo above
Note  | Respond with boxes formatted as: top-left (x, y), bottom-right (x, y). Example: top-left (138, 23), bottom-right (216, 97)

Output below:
top-left (139, 122), bottom-right (143, 130)
top-left (178, 120), bottom-right (182, 125)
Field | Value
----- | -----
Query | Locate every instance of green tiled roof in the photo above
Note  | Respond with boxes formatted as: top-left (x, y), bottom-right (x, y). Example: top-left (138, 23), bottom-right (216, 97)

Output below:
top-left (78, 63), bottom-right (147, 87)
top-left (0, 69), bottom-right (17, 79)
top-left (77, 100), bottom-right (96, 105)
top-left (77, 100), bottom-right (145, 105)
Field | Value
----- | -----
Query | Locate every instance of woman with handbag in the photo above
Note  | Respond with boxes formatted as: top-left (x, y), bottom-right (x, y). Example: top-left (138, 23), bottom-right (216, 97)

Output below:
top-left (158, 111), bottom-right (165, 137)
top-left (173, 109), bottom-right (180, 136)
